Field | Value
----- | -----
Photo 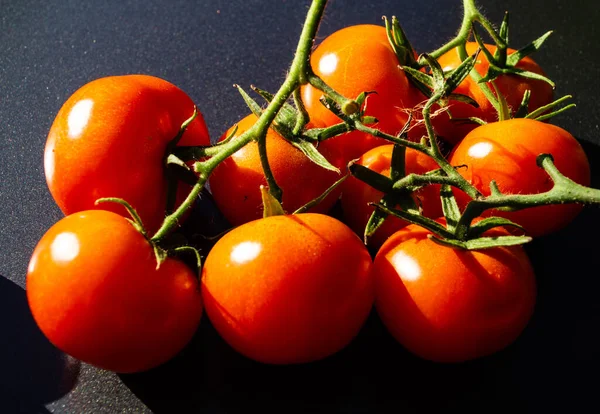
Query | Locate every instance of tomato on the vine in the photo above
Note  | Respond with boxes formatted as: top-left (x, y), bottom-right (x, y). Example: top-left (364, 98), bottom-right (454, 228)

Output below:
top-left (433, 42), bottom-right (554, 144)
top-left (45, 75), bottom-right (210, 233)
top-left (301, 24), bottom-right (426, 163)
top-left (26, 210), bottom-right (203, 373)
top-left (373, 222), bottom-right (537, 363)
top-left (341, 144), bottom-right (442, 247)
top-left (449, 118), bottom-right (590, 237)
top-left (208, 114), bottom-right (344, 227)
top-left (201, 213), bottom-right (373, 364)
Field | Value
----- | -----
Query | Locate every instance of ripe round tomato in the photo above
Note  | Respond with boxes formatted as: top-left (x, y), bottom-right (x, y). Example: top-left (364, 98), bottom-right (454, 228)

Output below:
top-left (341, 144), bottom-right (442, 247)
top-left (26, 210), bottom-right (203, 373)
top-left (449, 118), bottom-right (590, 237)
top-left (433, 42), bottom-right (554, 144)
top-left (301, 24), bottom-right (426, 163)
top-left (208, 114), bottom-right (344, 227)
top-left (201, 213), bottom-right (373, 364)
top-left (373, 223), bottom-right (537, 363)
top-left (45, 75), bottom-right (210, 234)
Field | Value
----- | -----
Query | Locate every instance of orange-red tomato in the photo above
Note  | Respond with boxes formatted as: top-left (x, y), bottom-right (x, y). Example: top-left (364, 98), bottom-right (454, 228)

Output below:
top-left (449, 118), bottom-right (590, 237)
top-left (201, 213), bottom-right (373, 364)
top-left (208, 114), bottom-right (344, 227)
top-left (433, 42), bottom-right (554, 144)
top-left (301, 24), bottom-right (426, 164)
top-left (26, 210), bottom-right (203, 373)
top-left (341, 145), bottom-right (442, 247)
top-left (45, 75), bottom-right (210, 233)
top-left (373, 223), bottom-right (537, 363)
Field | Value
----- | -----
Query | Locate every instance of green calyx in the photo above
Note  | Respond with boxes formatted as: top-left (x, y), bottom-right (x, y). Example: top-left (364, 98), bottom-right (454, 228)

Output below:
top-left (94, 197), bottom-right (202, 273)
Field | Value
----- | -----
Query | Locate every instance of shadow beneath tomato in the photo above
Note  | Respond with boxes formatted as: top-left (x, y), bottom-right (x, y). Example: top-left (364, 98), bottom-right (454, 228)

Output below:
top-left (0, 275), bottom-right (81, 412)
top-left (121, 140), bottom-right (600, 413)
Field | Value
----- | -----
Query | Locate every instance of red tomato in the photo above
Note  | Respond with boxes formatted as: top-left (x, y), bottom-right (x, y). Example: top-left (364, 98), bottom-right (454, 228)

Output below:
top-left (208, 114), bottom-right (344, 227)
top-left (374, 223), bottom-right (537, 363)
top-left (26, 210), bottom-right (203, 373)
top-left (341, 145), bottom-right (442, 247)
top-left (301, 24), bottom-right (426, 163)
top-left (433, 42), bottom-right (554, 144)
top-left (45, 75), bottom-right (210, 234)
top-left (449, 118), bottom-right (590, 237)
top-left (201, 213), bottom-right (373, 364)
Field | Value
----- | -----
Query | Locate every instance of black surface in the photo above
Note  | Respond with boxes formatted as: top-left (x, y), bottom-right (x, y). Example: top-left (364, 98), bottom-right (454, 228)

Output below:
top-left (1, 0), bottom-right (599, 412)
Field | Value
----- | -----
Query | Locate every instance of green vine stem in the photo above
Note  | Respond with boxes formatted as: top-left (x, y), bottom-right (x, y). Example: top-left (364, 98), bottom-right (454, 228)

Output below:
top-left (423, 0), bottom-right (507, 116)
top-left (151, 0), bottom-right (335, 242)
top-left (453, 154), bottom-right (600, 239)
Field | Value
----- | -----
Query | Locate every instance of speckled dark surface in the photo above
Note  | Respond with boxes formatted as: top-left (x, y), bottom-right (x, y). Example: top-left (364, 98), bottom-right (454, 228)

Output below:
top-left (1, 0), bottom-right (599, 413)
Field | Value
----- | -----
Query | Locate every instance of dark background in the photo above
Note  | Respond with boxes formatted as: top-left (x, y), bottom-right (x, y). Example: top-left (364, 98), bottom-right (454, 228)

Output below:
top-left (1, 0), bottom-right (599, 412)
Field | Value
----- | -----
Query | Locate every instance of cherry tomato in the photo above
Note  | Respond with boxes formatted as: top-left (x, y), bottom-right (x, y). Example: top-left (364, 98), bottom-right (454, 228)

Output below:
top-left (341, 145), bottom-right (442, 247)
top-left (301, 24), bottom-right (426, 164)
top-left (45, 75), bottom-right (210, 234)
top-left (449, 118), bottom-right (590, 237)
top-left (373, 223), bottom-right (537, 363)
top-left (433, 42), bottom-right (554, 144)
top-left (201, 213), bottom-right (373, 364)
top-left (26, 210), bottom-right (203, 373)
top-left (208, 114), bottom-right (344, 227)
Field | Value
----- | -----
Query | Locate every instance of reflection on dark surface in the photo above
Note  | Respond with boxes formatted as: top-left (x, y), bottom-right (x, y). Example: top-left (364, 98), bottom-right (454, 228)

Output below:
top-left (0, 275), bottom-right (81, 412)
top-left (121, 140), bottom-right (600, 413)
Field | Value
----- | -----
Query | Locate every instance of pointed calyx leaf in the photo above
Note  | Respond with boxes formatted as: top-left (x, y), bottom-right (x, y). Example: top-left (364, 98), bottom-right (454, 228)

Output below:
top-left (95, 197), bottom-right (147, 238)
top-left (165, 154), bottom-right (198, 186)
top-left (408, 51), bottom-right (480, 107)
top-left (294, 174), bottom-right (348, 215)
top-left (468, 217), bottom-right (525, 238)
top-left (383, 15), bottom-right (418, 68)
top-left (261, 185), bottom-right (286, 218)
top-left (525, 94), bottom-right (575, 121)
top-left (172, 246), bottom-right (203, 276)
top-left (440, 184), bottom-right (461, 232)
top-left (290, 140), bottom-right (340, 172)
top-left (235, 84), bottom-right (264, 119)
top-left (349, 162), bottom-right (394, 194)
top-left (514, 89), bottom-right (532, 118)
top-left (471, 18), bottom-right (555, 88)
top-left (364, 194), bottom-right (396, 244)
top-left (153, 244), bottom-right (169, 270)
top-left (429, 234), bottom-right (532, 250)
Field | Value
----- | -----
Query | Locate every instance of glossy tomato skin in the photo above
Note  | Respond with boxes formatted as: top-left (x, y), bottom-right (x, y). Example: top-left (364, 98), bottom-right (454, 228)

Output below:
top-left (26, 210), bottom-right (203, 373)
top-left (45, 75), bottom-right (210, 233)
top-left (201, 213), bottom-right (373, 364)
top-left (449, 118), bottom-right (590, 237)
top-left (374, 223), bottom-right (537, 363)
top-left (301, 24), bottom-right (426, 163)
top-left (208, 114), bottom-right (344, 227)
top-left (433, 42), bottom-right (554, 144)
top-left (341, 145), bottom-right (442, 247)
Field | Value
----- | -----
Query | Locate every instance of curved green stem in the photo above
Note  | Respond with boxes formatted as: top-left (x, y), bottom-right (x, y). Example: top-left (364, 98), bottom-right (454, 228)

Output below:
top-left (455, 154), bottom-right (600, 239)
top-left (150, 0), bottom-right (330, 241)
top-left (428, 0), bottom-right (505, 60)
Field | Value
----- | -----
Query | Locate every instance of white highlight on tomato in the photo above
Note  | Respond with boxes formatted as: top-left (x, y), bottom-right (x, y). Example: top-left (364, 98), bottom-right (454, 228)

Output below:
top-left (51, 232), bottom-right (80, 262)
top-left (318, 53), bottom-right (338, 75)
top-left (68, 99), bottom-right (93, 138)
top-left (467, 141), bottom-right (493, 159)
top-left (391, 250), bottom-right (421, 282)
top-left (44, 142), bottom-right (55, 181)
top-left (230, 241), bottom-right (262, 264)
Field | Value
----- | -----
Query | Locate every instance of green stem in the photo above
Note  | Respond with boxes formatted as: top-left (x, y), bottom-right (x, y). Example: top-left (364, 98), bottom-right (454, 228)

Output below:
top-left (150, 0), bottom-right (330, 241)
top-left (428, 0), bottom-right (505, 60)
top-left (455, 154), bottom-right (600, 239)
top-left (425, 0), bottom-right (502, 114)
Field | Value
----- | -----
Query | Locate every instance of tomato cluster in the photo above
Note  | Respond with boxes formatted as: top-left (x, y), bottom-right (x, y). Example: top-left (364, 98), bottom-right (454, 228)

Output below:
top-left (25, 4), bottom-right (595, 374)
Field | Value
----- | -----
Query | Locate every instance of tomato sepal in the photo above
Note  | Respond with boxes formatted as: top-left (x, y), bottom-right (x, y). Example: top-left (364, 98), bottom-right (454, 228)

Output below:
top-left (428, 233), bottom-right (532, 250)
